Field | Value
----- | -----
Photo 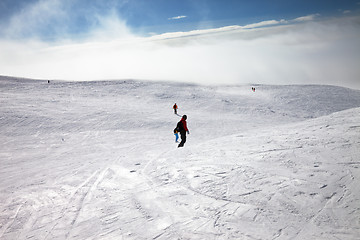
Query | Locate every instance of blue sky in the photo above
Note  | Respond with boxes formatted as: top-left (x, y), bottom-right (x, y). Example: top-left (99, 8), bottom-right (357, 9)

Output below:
top-left (0, 0), bottom-right (360, 89)
top-left (1, 0), bottom-right (359, 40)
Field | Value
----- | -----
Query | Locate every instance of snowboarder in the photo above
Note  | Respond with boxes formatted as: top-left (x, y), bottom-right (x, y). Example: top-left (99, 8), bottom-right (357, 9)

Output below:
top-left (175, 115), bottom-right (189, 148)
top-left (173, 103), bottom-right (178, 114)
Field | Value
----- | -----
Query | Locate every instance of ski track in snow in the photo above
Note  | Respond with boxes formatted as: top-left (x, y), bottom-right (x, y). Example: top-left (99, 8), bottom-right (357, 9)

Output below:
top-left (0, 76), bottom-right (360, 239)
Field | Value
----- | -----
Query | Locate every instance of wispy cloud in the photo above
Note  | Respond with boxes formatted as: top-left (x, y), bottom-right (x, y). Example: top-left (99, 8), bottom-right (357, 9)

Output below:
top-left (0, 0), bottom-right (66, 40)
top-left (243, 19), bottom-right (287, 29)
top-left (0, 0), bottom-right (131, 41)
top-left (147, 17), bottom-right (303, 41)
top-left (85, 10), bottom-right (133, 41)
top-left (293, 14), bottom-right (320, 22)
top-left (168, 15), bottom-right (187, 20)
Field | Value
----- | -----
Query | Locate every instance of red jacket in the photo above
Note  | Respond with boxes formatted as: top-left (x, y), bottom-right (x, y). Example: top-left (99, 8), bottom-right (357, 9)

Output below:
top-left (180, 118), bottom-right (188, 131)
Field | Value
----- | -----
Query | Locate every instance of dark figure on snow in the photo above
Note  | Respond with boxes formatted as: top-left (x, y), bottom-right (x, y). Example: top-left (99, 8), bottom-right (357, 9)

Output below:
top-left (173, 103), bottom-right (178, 114)
top-left (176, 115), bottom-right (189, 148)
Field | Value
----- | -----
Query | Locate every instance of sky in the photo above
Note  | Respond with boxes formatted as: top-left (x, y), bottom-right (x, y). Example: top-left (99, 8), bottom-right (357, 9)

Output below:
top-left (0, 0), bottom-right (360, 89)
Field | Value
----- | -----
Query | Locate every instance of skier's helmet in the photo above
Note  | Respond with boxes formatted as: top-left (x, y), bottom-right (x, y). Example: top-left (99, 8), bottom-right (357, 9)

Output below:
top-left (182, 115), bottom-right (187, 120)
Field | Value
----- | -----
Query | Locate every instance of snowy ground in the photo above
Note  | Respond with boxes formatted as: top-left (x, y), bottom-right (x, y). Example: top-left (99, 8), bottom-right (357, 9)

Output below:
top-left (0, 76), bottom-right (360, 240)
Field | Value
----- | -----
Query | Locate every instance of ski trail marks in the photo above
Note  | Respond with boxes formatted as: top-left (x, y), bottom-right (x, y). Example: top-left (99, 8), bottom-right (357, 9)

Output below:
top-left (0, 203), bottom-right (23, 239)
top-left (44, 167), bottom-right (109, 240)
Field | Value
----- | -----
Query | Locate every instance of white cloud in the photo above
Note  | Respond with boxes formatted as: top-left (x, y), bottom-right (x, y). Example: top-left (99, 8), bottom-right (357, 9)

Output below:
top-left (168, 15), bottom-right (187, 20)
top-left (1, 12), bottom-right (360, 90)
top-left (243, 19), bottom-right (287, 29)
top-left (147, 19), bottom-right (288, 41)
top-left (0, 0), bottom-right (66, 39)
top-left (293, 14), bottom-right (320, 22)
top-left (0, 0), bottom-right (132, 41)
top-left (85, 10), bottom-right (133, 41)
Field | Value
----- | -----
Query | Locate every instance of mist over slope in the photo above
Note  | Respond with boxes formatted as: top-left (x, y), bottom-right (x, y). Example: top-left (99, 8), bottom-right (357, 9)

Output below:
top-left (0, 76), bottom-right (359, 239)
top-left (1, 76), bottom-right (360, 138)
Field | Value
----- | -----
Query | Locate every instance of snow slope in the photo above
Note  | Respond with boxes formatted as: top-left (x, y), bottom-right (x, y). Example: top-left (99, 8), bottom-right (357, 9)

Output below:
top-left (0, 76), bottom-right (360, 239)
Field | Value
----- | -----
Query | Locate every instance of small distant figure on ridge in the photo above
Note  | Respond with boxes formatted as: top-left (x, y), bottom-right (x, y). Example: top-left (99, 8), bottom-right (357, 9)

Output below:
top-left (174, 115), bottom-right (189, 148)
top-left (173, 103), bottom-right (178, 114)
top-left (252, 87), bottom-right (256, 92)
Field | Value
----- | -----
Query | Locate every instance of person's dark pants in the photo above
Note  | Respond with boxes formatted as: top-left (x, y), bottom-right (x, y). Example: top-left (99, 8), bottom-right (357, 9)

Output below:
top-left (178, 131), bottom-right (186, 147)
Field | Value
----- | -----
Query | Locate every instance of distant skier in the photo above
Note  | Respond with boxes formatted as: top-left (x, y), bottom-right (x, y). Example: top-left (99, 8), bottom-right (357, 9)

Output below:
top-left (175, 115), bottom-right (189, 148)
top-left (173, 103), bottom-right (178, 114)
top-left (252, 87), bottom-right (256, 92)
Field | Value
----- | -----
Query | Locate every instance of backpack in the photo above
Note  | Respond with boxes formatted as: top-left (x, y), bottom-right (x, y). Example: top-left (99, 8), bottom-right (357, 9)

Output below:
top-left (175, 120), bottom-right (184, 133)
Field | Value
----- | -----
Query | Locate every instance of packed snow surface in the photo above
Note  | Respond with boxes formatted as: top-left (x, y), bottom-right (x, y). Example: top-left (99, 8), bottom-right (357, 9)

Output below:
top-left (1, 77), bottom-right (360, 239)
